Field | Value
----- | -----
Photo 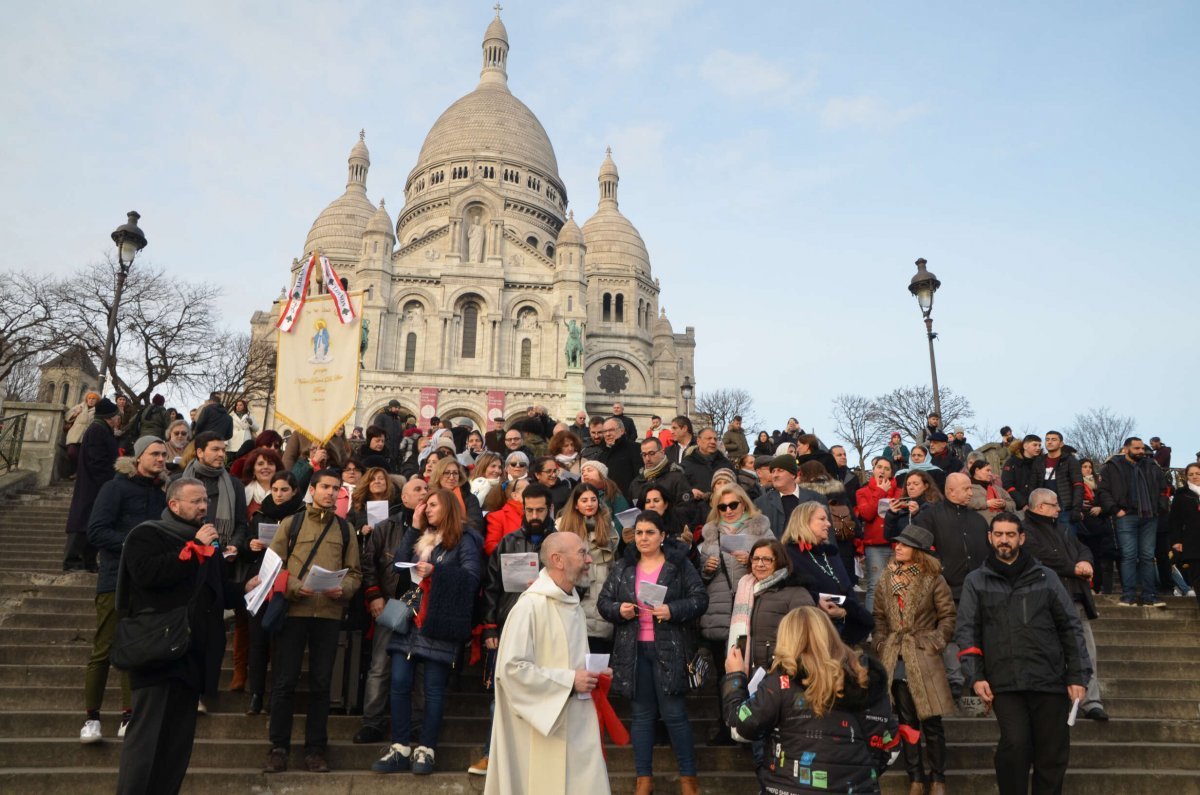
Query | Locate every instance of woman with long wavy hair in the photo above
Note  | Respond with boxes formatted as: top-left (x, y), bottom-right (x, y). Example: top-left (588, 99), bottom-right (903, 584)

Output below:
top-left (556, 482), bottom-right (619, 652)
top-left (722, 606), bottom-right (897, 794)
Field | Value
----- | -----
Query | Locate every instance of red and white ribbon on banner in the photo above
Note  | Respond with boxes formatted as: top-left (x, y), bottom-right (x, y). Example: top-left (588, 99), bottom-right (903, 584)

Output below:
top-left (276, 253), bottom-right (358, 333)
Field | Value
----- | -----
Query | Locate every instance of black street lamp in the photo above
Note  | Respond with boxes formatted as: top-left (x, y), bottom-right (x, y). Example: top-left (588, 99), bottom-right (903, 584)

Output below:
top-left (101, 211), bottom-right (147, 395)
top-left (680, 376), bottom-right (694, 418)
top-left (907, 257), bottom-right (942, 419)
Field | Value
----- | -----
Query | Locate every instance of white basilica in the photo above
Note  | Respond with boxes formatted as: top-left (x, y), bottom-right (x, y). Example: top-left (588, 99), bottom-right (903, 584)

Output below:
top-left (251, 9), bottom-right (696, 431)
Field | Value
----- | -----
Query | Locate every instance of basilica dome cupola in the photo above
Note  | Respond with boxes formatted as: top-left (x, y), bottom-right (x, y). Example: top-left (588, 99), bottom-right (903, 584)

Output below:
top-left (302, 130), bottom-right (377, 264)
top-left (480, 5), bottom-right (509, 87)
top-left (581, 148), bottom-right (650, 277)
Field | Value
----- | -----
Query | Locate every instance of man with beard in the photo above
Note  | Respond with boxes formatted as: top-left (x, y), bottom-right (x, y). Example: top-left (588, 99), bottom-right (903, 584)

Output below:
top-left (629, 437), bottom-right (693, 511)
top-left (354, 477), bottom-right (429, 744)
top-left (181, 433), bottom-right (249, 556)
top-left (955, 513), bottom-right (1089, 795)
top-left (470, 482), bottom-right (557, 777)
top-left (1099, 437), bottom-right (1170, 607)
top-left (114, 478), bottom-right (242, 795)
top-left (1043, 431), bottom-right (1085, 530)
top-left (828, 445), bottom-right (862, 502)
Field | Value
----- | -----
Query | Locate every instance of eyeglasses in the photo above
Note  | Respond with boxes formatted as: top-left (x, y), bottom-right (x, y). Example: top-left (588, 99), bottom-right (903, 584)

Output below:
top-left (505, 436), bottom-right (522, 443)
top-left (442, 471), bottom-right (461, 479)
top-left (750, 556), bottom-right (776, 565)
top-left (508, 462), bottom-right (528, 469)
top-left (717, 502), bottom-right (741, 512)
top-left (538, 469), bottom-right (557, 476)
top-left (640, 451), bottom-right (658, 458)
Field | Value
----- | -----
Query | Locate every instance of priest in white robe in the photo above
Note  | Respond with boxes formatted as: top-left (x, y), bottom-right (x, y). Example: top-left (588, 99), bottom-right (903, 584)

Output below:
top-left (485, 532), bottom-right (611, 795)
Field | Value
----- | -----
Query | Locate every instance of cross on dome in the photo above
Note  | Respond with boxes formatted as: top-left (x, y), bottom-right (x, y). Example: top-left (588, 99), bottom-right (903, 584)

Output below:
top-left (493, 2), bottom-right (502, 15)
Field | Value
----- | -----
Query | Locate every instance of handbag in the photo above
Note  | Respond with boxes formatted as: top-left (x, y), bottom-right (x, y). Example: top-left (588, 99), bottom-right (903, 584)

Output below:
top-left (262, 512), bottom-right (338, 635)
top-left (687, 646), bottom-right (713, 691)
top-left (111, 529), bottom-right (208, 672)
top-left (376, 586), bottom-right (423, 633)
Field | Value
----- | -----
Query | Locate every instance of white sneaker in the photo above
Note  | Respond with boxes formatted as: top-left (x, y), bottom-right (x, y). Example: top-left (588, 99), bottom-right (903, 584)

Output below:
top-left (80, 719), bottom-right (102, 744)
top-left (118, 719), bottom-right (129, 739)
top-left (197, 700), bottom-right (208, 715)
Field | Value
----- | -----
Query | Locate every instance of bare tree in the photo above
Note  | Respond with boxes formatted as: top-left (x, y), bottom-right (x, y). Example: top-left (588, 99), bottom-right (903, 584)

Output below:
top-left (830, 393), bottom-right (885, 470)
top-left (196, 333), bottom-right (277, 409)
top-left (1, 355), bottom-right (43, 402)
top-left (49, 258), bottom-right (225, 405)
top-left (1065, 407), bottom-right (1136, 462)
top-left (692, 388), bottom-right (756, 435)
top-left (868, 384), bottom-right (974, 443)
top-left (0, 274), bottom-right (65, 387)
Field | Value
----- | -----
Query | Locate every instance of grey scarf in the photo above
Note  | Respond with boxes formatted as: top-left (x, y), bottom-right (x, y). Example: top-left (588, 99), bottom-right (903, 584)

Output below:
top-left (184, 460), bottom-right (237, 543)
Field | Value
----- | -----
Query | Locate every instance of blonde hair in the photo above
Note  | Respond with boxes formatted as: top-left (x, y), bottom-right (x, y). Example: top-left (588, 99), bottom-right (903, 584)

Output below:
top-left (771, 606), bottom-right (869, 717)
top-left (430, 456), bottom-right (465, 491)
top-left (706, 483), bottom-right (761, 525)
top-left (781, 501), bottom-right (828, 547)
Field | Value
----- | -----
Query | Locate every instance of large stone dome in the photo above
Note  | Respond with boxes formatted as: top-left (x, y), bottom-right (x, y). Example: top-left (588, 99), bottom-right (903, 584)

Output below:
top-left (304, 132), bottom-right (375, 262)
top-left (581, 149), bottom-right (650, 274)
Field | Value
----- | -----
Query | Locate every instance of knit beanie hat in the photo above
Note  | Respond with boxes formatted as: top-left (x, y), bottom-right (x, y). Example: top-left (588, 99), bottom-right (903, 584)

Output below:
top-left (711, 468), bottom-right (737, 487)
top-left (94, 398), bottom-right (119, 419)
top-left (581, 459), bottom-right (609, 480)
top-left (768, 455), bottom-right (797, 475)
top-left (133, 435), bottom-right (164, 459)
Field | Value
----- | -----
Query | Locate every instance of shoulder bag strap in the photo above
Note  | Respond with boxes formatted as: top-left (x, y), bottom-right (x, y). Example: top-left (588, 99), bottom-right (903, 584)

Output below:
top-left (293, 513), bottom-right (338, 583)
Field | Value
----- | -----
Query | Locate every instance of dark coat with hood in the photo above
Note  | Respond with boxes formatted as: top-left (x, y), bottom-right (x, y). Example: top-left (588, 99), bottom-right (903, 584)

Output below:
top-left (87, 456), bottom-right (167, 594)
top-left (598, 542), bottom-right (708, 698)
top-left (1169, 484), bottom-right (1200, 563)
top-left (1022, 512), bottom-right (1098, 618)
top-left (912, 499), bottom-right (990, 600)
top-left (722, 656), bottom-right (897, 795)
top-left (66, 419), bottom-right (120, 536)
top-left (116, 511), bottom-right (242, 694)
top-left (785, 542), bottom-right (873, 645)
top-left (388, 526), bottom-right (484, 665)
top-left (955, 549), bottom-right (1091, 696)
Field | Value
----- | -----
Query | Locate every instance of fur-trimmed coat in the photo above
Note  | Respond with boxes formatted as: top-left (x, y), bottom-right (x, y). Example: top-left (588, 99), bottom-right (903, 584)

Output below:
top-left (872, 566), bottom-right (957, 720)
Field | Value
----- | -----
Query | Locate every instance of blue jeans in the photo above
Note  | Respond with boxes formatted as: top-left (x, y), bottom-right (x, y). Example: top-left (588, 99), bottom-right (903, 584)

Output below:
top-left (390, 653), bottom-right (451, 750)
top-left (631, 642), bottom-right (696, 777)
top-left (863, 544), bottom-right (894, 613)
top-left (1115, 515), bottom-right (1158, 603)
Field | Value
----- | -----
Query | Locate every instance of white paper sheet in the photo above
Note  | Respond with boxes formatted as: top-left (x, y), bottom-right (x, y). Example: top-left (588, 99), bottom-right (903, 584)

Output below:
top-left (748, 667), bottom-right (767, 696)
top-left (500, 552), bottom-right (539, 593)
top-left (615, 508), bottom-right (641, 529)
top-left (257, 522), bottom-right (280, 545)
top-left (1067, 697), bottom-right (1080, 726)
top-left (303, 564), bottom-right (349, 592)
top-left (244, 548), bottom-right (283, 616)
top-left (719, 533), bottom-right (753, 553)
top-left (577, 653), bottom-right (612, 700)
top-left (638, 581), bottom-right (668, 608)
top-left (366, 500), bottom-right (390, 526)
top-left (393, 561), bottom-right (418, 568)
top-left (819, 592), bottom-right (846, 605)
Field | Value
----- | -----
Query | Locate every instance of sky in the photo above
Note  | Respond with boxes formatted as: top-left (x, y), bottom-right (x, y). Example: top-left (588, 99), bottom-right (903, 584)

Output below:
top-left (3, 1), bottom-right (1197, 461)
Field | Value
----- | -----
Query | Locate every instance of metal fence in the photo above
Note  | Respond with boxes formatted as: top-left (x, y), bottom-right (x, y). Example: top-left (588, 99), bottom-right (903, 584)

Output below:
top-left (0, 413), bottom-right (28, 473)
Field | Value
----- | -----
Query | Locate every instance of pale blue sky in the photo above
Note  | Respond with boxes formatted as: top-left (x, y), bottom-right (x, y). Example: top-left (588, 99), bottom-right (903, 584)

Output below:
top-left (3, 1), bottom-right (1196, 460)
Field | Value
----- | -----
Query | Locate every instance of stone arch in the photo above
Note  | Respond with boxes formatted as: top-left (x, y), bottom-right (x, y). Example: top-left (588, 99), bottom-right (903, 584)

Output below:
top-left (361, 398), bottom-right (418, 424)
top-left (436, 404), bottom-right (484, 431)
top-left (390, 286), bottom-right (438, 315)
top-left (503, 293), bottom-right (551, 321)
top-left (42, 381), bottom-right (56, 403)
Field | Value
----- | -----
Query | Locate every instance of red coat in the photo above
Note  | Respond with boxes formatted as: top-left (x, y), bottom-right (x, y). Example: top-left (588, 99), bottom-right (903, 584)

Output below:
top-left (483, 498), bottom-right (525, 556)
top-left (855, 478), bottom-right (901, 548)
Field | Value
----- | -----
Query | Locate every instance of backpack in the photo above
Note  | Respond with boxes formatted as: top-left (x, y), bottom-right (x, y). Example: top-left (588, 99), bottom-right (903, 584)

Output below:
top-left (828, 502), bottom-right (858, 541)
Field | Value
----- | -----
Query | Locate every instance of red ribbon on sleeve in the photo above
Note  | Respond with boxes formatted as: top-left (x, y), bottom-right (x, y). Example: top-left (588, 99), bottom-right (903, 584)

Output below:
top-left (178, 541), bottom-right (216, 562)
top-left (592, 674), bottom-right (629, 757)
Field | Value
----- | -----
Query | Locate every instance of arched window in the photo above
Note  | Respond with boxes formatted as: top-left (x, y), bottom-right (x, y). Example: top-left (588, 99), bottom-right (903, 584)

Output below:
top-left (545, 244), bottom-right (555, 259)
top-left (461, 302), bottom-right (479, 358)
top-left (520, 338), bottom-right (532, 378)
top-left (43, 381), bottom-right (56, 403)
top-left (61, 383), bottom-right (71, 404)
top-left (404, 333), bottom-right (417, 372)
top-left (615, 294), bottom-right (624, 323)
top-left (602, 293), bottom-right (612, 322)
top-left (526, 235), bottom-right (538, 248)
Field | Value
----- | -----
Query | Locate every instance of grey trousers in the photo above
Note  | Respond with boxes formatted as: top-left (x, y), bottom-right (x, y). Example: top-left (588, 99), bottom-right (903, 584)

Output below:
top-left (1077, 602), bottom-right (1102, 709)
top-left (361, 624), bottom-right (393, 729)
top-left (943, 640), bottom-right (964, 697)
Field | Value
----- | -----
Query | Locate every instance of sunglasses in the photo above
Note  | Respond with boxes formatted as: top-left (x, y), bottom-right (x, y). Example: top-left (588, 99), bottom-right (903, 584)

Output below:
top-left (508, 462), bottom-right (528, 468)
top-left (717, 502), bottom-right (742, 512)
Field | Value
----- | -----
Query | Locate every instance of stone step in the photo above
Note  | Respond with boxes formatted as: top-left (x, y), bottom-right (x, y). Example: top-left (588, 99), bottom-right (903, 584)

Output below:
top-left (1093, 617), bottom-right (1200, 632)
top-left (0, 562), bottom-right (73, 573)
top-left (1, 736), bottom-right (1197, 773)
top-left (1092, 631), bottom-right (1200, 647)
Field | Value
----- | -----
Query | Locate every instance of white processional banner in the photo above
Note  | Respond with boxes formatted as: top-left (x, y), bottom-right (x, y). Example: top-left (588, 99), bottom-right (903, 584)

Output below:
top-left (274, 293), bottom-right (362, 444)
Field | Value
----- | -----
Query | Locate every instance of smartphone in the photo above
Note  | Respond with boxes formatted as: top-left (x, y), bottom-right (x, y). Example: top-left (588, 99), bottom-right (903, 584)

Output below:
top-left (735, 636), bottom-right (747, 654)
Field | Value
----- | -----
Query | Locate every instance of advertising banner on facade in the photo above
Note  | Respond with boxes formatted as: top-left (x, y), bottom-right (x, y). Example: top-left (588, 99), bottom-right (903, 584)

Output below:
top-left (419, 387), bottom-right (440, 432)
top-left (486, 390), bottom-right (506, 427)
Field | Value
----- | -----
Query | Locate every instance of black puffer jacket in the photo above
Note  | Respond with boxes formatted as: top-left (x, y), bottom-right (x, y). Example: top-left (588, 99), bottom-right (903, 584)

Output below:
top-left (1098, 455), bottom-right (1170, 517)
top-left (1001, 446), bottom-right (1043, 510)
top-left (913, 500), bottom-right (990, 600)
top-left (955, 550), bottom-right (1090, 695)
top-left (722, 656), bottom-right (897, 794)
top-left (598, 543), bottom-right (708, 698)
top-left (87, 458), bottom-right (167, 594)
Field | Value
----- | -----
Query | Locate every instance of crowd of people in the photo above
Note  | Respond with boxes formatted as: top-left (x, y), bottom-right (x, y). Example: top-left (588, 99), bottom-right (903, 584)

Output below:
top-left (58, 392), bottom-right (1198, 794)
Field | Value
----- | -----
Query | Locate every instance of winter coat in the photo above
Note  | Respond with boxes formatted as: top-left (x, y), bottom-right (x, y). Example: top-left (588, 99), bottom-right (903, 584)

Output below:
top-left (805, 476), bottom-right (860, 573)
top-left (576, 524), bottom-right (619, 639)
top-left (361, 507), bottom-right (415, 603)
top-left (742, 571), bottom-right (815, 670)
top-left (722, 656), bottom-right (897, 795)
top-left (629, 463), bottom-right (694, 514)
top-left (1046, 453), bottom-right (1085, 516)
top-left (680, 448), bottom-right (735, 498)
top-left (785, 542), bottom-right (873, 645)
top-left (755, 486), bottom-right (828, 540)
top-left (600, 435), bottom-right (643, 498)
top-left (482, 525), bottom-right (555, 642)
top-left (882, 495), bottom-right (932, 542)
top-left (697, 514), bottom-right (774, 641)
top-left (1098, 456), bottom-right (1170, 518)
top-left (872, 567), bottom-right (956, 719)
top-left (1021, 512), bottom-right (1098, 619)
top-left (483, 497), bottom-right (528, 556)
top-left (753, 438), bottom-right (776, 456)
top-left (117, 512), bottom-right (242, 694)
top-left (797, 450), bottom-right (839, 479)
top-left (597, 543), bottom-right (708, 698)
top-left (65, 420), bottom-right (120, 536)
top-left (136, 404), bottom-right (170, 443)
top-left (388, 527), bottom-right (484, 665)
top-left (266, 505), bottom-right (362, 621)
top-left (927, 448), bottom-right (963, 475)
top-left (86, 457), bottom-right (167, 594)
top-left (855, 478), bottom-right (902, 547)
top-left (193, 402), bottom-right (233, 441)
top-left (912, 500), bottom-right (990, 599)
top-left (722, 428), bottom-right (749, 460)
top-left (230, 410), bottom-right (259, 450)
top-left (1169, 486), bottom-right (1200, 563)
top-left (65, 402), bottom-right (95, 445)
top-left (967, 479), bottom-right (1016, 524)
top-left (955, 551), bottom-right (1091, 696)
top-left (244, 492), bottom-right (305, 597)
top-left (880, 443), bottom-right (909, 470)
top-left (370, 411), bottom-right (406, 468)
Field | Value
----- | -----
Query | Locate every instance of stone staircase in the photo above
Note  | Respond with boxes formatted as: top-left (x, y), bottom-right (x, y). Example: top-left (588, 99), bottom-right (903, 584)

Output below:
top-left (0, 484), bottom-right (1198, 794)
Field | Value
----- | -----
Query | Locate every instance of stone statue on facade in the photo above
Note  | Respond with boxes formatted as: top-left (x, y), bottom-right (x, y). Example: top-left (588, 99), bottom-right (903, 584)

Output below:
top-left (360, 316), bottom-right (371, 356)
top-left (466, 215), bottom-right (485, 263)
top-left (564, 319), bottom-right (583, 368)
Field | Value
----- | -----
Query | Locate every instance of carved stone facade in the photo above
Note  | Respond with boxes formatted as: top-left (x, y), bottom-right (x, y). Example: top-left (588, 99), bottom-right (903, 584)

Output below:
top-left (251, 10), bottom-right (696, 431)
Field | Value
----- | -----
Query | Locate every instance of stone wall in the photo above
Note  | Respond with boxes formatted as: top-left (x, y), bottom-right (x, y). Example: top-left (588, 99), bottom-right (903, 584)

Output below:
top-left (0, 401), bottom-right (65, 487)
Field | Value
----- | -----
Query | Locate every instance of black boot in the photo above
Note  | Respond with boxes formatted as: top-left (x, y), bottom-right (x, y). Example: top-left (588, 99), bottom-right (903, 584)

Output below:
top-left (246, 693), bottom-right (263, 716)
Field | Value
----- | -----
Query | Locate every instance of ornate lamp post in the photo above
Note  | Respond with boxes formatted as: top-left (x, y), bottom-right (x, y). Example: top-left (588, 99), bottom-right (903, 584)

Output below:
top-left (101, 211), bottom-right (147, 396)
top-left (680, 376), bottom-right (694, 419)
top-left (907, 258), bottom-right (942, 419)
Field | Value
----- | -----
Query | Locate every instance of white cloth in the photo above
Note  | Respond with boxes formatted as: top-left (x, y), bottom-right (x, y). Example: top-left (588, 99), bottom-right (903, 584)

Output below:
top-left (231, 411), bottom-right (259, 449)
top-left (484, 569), bottom-right (610, 795)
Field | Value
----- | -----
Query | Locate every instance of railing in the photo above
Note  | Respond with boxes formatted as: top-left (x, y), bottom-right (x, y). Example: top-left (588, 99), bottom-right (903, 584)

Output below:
top-left (0, 413), bottom-right (28, 474)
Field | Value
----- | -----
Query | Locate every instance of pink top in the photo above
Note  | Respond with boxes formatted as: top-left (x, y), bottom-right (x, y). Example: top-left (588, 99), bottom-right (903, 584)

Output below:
top-left (636, 561), bottom-right (664, 642)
